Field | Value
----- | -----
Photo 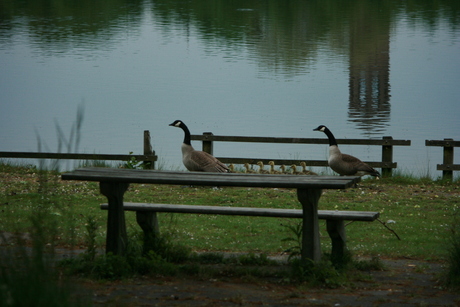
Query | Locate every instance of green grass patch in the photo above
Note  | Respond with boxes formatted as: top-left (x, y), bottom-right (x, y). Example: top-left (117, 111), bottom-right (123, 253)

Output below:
top-left (2, 163), bottom-right (460, 292)
top-left (442, 216), bottom-right (460, 289)
top-left (1, 163), bottom-right (459, 262)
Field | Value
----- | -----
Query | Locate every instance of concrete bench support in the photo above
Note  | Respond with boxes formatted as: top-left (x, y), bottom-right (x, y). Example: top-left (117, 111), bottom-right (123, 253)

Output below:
top-left (101, 202), bottom-right (379, 260)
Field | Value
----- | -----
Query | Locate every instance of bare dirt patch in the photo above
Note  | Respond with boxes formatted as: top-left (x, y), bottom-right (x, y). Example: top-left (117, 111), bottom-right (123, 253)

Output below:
top-left (79, 258), bottom-right (459, 306)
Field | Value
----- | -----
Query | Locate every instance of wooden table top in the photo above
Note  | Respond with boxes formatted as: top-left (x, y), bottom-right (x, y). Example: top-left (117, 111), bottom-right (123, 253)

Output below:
top-left (62, 168), bottom-right (360, 189)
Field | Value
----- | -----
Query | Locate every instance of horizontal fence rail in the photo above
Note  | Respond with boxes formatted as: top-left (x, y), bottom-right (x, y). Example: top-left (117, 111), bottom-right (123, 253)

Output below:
top-left (426, 138), bottom-right (460, 180)
top-left (0, 152), bottom-right (157, 162)
top-left (191, 133), bottom-right (411, 177)
top-left (0, 131), bottom-right (157, 170)
top-left (425, 139), bottom-right (460, 147)
top-left (212, 158), bottom-right (396, 169)
top-left (191, 134), bottom-right (411, 146)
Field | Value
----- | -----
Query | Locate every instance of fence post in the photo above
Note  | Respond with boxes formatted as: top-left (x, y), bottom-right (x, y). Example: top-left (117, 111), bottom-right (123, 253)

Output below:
top-left (143, 130), bottom-right (155, 169)
top-left (381, 136), bottom-right (393, 177)
top-left (202, 132), bottom-right (214, 155)
top-left (443, 138), bottom-right (454, 180)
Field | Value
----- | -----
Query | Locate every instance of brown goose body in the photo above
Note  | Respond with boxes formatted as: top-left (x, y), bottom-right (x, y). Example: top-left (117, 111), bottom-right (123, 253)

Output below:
top-left (313, 125), bottom-right (380, 178)
top-left (170, 120), bottom-right (229, 173)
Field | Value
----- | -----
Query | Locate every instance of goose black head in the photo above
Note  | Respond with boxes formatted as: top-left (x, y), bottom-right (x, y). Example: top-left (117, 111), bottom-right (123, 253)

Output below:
top-left (313, 125), bottom-right (327, 132)
top-left (169, 120), bottom-right (183, 127)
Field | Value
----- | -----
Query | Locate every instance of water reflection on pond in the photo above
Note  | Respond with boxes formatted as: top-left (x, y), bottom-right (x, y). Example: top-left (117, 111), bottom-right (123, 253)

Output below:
top-left (0, 0), bottom-right (459, 177)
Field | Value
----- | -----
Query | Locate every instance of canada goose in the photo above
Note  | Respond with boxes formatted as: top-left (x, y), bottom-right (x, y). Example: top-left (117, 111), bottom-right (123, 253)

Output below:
top-left (300, 162), bottom-right (318, 175)
top-left (169, 120), bottom-right (229, 172)
top-left (244, 163), bottom-right (256, 173)
top-left (290, 164), bottom-right (302, 175)
top-left (268, 161), bottom-right (282, 174)
top-left (313, 125), bottom-right (380, 178)
top-left (257, 161), bottom-right (270, 174)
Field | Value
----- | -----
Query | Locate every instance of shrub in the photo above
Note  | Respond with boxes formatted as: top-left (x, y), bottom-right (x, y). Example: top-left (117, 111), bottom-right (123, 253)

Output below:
top-left (91, 252), bottom-right (132, 279)
top-left (443, 217), bottom-right (460, 289)
top-left (290, 258), bottom-right (346, 288)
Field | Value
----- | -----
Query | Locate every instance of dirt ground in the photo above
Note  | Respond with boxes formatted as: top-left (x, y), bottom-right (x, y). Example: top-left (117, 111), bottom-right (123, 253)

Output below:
top-left (79, 257), bottom-right (459, 306)
top-left (0, 233), bottom-right (459, 306)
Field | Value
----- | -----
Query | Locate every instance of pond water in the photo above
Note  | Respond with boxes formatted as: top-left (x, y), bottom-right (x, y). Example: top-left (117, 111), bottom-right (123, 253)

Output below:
top-left (0, 0), bottom-right (459, 178)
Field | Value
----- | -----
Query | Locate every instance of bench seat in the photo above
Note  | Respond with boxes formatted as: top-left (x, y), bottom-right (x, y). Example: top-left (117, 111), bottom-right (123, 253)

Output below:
top-left (101, 202), bottom-right (379, 260)
top-left (101, 202), bottom-right (378, 221)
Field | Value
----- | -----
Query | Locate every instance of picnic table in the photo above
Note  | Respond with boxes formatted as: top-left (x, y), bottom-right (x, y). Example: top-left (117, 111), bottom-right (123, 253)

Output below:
top-left (61, 168), bottom-right (361, 262)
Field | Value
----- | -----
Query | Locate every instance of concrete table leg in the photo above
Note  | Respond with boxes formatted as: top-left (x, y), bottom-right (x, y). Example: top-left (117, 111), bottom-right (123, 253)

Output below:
top-left (100, 181), bottom-right (129, 255)
top-left (297, 188), bottom-right (323, 262)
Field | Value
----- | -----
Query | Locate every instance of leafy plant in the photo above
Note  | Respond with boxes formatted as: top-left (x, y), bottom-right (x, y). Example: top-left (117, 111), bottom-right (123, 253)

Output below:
top-left (443, 216), bottom-right (460, 289)
top-left (82, 215), bottom-right (99, 262)
top-left (0, 140), bottom-right (88, 306)
top-left (61, 228), bottom-right (189, 279)
top-left (281, 221), bottom-right (303, 260)
top-left (123, 152), bottom-right (143, 169)
top-left (289, 258), bottom-right (346, 288)
top-left (141, 230), bottom-right (191, 263)
top-left (91, 252), bottom-right (132, 279)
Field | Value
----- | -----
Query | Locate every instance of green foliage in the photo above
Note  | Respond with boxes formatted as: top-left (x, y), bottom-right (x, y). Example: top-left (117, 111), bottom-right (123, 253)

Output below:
top-left (289, 258), bottom-right (347, 288)
top-left (77, 159), bottom-right (114, 168)
top-left (92, 252), bottom-right (132, 279)
top-left (123, 152), bottom-right (143, 169)
top-left (353, 255), bottom-right (386, 271)
top-left (0, 166), bottom-right (88, 306)
top-left (141, 230), bottom-right (192, 263)
top-left (82, 215), bottom-right (99, 262)
top-left (287, 253), bottom-right (384, 288)
top-left (281, 221), bottom-right (303, 260)
top-left (442, 217), bottom-right (460, 289)
top-left (61, 229), bottom-right (188, 279)
top-left (235, 253), bottom-right (273, 265)
top-left (2, 164), bottom-right (459, 260)
top-left (0, 256), bottom-right (87, 307)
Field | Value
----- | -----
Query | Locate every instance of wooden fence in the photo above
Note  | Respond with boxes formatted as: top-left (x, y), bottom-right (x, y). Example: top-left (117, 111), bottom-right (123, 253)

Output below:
top-left (191, 133), bottom-right (412, 177)
top-left (3, 130), bottom-right (458, 180)
top-left (425, 138), bottom-right (460, 180)
top-left (0, 131), bottom-right (157, 169)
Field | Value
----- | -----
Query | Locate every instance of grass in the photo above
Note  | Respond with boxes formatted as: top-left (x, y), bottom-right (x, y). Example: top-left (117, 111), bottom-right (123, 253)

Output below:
top-left (3, 105), bottom-right (459, 291)
top-left (0, 163), bottom-right (91, 306)
top-left (442, 215), bottom-right (460, 289)
top-left (1, 162), bottom-right (459, 262)
top-left (1, 161), bottom-right (460, 291)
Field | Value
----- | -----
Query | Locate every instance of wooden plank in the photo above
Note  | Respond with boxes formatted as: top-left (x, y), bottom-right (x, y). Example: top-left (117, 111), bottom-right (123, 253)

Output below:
top-left (62, 168), bottom-right (361, 189)
top-left (381, 136), bottom-right (394, 177)
top-left (0, 151), bottom-right (157, 162)
top-left (191, 135), bottom-right (411, 146)
top-left (426, 140), bottom-right (460, 147)
top-left (143, 131), bottom-right (156, 169)
top-left (100, 203), bottom-right (380, 222)
top-left (436, 164), bottom-right (460, 171)
top-left (219, 158), bottom-right (330, 166)
top-left (215, 157), bottom-right (397, 168)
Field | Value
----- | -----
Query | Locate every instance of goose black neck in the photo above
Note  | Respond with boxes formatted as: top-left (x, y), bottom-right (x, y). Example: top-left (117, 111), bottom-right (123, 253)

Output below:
top-left (324, 127), bottom-right (338, 146)
top-left (180, 123), bottom-right (192, 145)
